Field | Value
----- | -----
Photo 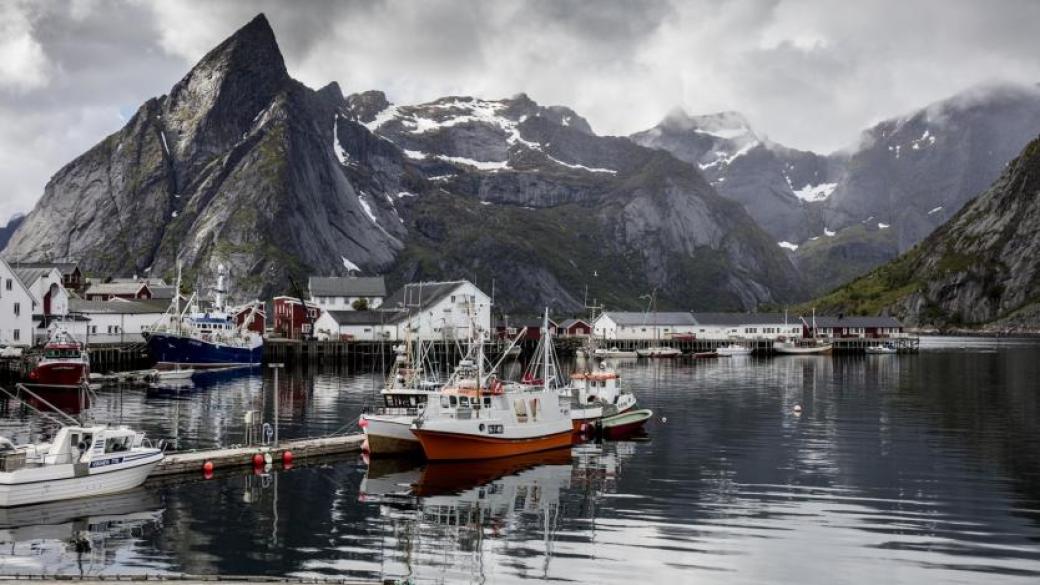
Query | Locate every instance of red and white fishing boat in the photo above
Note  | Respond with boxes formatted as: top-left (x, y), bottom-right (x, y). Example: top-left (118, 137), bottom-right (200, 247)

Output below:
top-left (411, 310), bottom-right (572, 461)
top-left (27, 331), bottom-right (89, 387)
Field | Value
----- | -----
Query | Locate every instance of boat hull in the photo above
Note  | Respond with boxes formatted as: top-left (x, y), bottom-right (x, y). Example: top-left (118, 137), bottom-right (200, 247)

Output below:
top-left (411, 429), bottom-right (573, 461)
top-left (362, 415), bottom-right (422, 455)
top-left (0, 453), bottom-right (162, 507)
top-left (27, 363), bottom-right (87, 387)
top-left (145, 333), bottom-right (262, 367)
top-left (601, 409), bottom-right (654, 439)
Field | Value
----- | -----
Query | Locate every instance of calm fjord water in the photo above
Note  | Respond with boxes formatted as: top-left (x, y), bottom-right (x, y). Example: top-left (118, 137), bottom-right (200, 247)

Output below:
top-left (1, 337), bottom-right (1038, 583)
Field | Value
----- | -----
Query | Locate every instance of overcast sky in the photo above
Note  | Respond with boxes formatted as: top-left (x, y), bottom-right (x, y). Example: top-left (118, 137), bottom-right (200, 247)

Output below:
top-left (2, 0), bottom-right (1040, 221)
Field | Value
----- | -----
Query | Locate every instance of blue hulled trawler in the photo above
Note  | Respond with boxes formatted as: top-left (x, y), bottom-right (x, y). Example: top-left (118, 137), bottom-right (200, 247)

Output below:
top-left (143, 265), bottom-right (263, 369)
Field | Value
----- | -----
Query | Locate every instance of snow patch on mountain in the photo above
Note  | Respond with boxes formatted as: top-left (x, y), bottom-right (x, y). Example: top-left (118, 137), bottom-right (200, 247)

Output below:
top-left (700, 140), bottom-right (759, 170)
top-left (928, 206), bottom-right (943, 215)
top-left (545, 154), bottom-right (617, 174)
top-left (777, 241), bottom-right (799, 251)
top-left (793, 182), bottom-right (837, 202)
top-left (333, 116), bottom-right (348, 164)
top-left (436, 154), bottom-right (509, 171)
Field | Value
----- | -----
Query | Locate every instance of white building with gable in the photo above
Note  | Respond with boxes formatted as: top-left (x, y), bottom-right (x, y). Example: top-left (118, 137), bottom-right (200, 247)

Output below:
top-left (382, 280), bottom-right (492, 341)
top-left (0, 258), bottom-right (35, 347)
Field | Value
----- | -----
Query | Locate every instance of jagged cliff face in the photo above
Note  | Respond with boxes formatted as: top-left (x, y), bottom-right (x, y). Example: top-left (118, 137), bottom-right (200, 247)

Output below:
top-left (3, 15), bottom-right (401, 296)
top-left (633, 85), bottom-right (1040, 297)
top-left (2, 14), bottom-right (804, 312)
top-left (813, 135), bottom-right (1040, 327)
top-left (338, 92), bottom-right (806, 310)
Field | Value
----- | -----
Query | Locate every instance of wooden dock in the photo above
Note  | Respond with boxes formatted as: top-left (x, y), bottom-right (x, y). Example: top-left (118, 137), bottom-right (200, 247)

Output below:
top-left (264, 335), bottom-right (920, 363)
top-left (152, 434), bottom-right (365, 477)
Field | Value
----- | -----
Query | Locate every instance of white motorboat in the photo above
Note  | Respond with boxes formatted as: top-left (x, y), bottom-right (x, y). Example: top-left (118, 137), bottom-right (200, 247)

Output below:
top-left (635, 346), bottom-right (682, 358)
top-left (865, 344), bottom-right (898, 354)
top-left (0, 425), bottom-right (164, 507)
top-left (361, 339), bottom-right (443, 456)
top-left (593, 346), bottom-right (637, 358)
top-left (155, 368), bottom-right (195, 380)
top-left (773, 339), bottom-right (833, 355)
top-left (717, 343), bottom-right (753, 356)
top-left (566, 361), bottom-right (637, 432)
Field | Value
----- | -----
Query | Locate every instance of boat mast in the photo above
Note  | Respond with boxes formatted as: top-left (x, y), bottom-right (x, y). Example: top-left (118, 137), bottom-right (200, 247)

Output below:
top-left (542, 308), bottom-right (550, 390)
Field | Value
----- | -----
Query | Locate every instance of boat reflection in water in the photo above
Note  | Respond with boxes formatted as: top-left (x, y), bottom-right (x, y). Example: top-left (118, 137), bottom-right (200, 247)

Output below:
top-left (361, 443), bottom-right (638, 583)
top-left (0, 488), bottom-right (164, 576)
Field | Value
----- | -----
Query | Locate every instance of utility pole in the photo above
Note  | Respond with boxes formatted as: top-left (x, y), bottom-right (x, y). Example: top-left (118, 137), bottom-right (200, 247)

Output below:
top-left (269, 363), bottom-right (284, 448)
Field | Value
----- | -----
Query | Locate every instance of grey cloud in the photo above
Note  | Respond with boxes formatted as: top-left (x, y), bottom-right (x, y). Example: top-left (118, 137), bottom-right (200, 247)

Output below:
top-left (2, 0), bottom-right (1039, 221)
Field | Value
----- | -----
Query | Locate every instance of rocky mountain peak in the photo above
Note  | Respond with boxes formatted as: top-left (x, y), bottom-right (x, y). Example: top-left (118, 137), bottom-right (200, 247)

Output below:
top-left (344, 90), bottom-right (390, 122)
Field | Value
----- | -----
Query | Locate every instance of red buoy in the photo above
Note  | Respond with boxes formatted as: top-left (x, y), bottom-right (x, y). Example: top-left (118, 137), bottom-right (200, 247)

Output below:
top-left (252, 453), bottom-right (265, 467)
top-left (202, 460), bottom-right (214, 473)
top-left (359, 417), bottom-right (369, 429)
top-left (282, 450), bottom-right (294, 465)
top-left (203, 469), bottom-right (214, 480)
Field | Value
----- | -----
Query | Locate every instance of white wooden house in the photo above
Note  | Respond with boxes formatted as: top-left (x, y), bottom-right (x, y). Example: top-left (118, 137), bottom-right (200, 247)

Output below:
top-left (592, 312), bottom-right (697, 341)
top-left (0, 258), bottom-right (35, 347)
top-left (66, 299), bottom-right (167, 345)
top-left (690, 313), bottom-right (804, 340)
top-left (308, 276), bottom-right (386, 311)
top-left (382, 280), bottom-right (492, 341)
top-left (313, 310), bottom-right (405, 341)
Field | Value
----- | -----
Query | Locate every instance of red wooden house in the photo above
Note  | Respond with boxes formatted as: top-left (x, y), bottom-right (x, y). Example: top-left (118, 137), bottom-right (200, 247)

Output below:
top-left (232, 302), bottom-right (266, 334)
top-left (273, 296), bottom-right (321, 339)
top-left (559, 318), bottom-right (592, 337)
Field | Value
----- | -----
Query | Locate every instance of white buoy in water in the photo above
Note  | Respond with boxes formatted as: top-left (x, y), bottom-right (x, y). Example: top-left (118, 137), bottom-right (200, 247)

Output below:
top-left (793, 404), bottom-right (803, 414)
top-left (661, 416), bottom-right (668, 424)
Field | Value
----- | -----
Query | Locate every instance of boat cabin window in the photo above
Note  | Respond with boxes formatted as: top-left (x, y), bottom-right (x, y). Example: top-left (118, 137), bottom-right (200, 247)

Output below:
top-left (483, 397), bottom-right (492, 409)
top-left (514, 399), bottom-right (528, 422)
top-left (449, 396), bottom-right (458, 408)
top-left (459, 396), bottom-right (470, 408)
top-left (530, 398), bottom-right (540, 421)
top-left (105, 436), bottom-right (131, 453)
top-left (440, 395), bottom-right (450, 409)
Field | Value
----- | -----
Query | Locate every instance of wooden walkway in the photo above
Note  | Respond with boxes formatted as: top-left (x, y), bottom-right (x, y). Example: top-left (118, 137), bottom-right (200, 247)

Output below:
top-left (153, 434), bottom-right (365, 477)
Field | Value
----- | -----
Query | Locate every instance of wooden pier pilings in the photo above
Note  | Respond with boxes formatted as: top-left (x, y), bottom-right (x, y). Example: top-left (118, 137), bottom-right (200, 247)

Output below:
top-left (263, 335), bottom-right (920, 363)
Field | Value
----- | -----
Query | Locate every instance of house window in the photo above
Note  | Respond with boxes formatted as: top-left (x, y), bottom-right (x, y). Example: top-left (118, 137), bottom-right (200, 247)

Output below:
top-left (450, 295), bottom-right (455, 303)
top-left (12, 330), bottom-right (20, 341)
top-left (13, 303), bottom-right (19, 316)
top-left (4, 279), bottom-right (10, 291)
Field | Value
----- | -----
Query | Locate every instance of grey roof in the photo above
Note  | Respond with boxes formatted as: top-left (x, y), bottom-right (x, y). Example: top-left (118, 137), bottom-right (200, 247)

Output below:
top-left (691, 312), bottom-right (792, 326)
top-left (84, 282), bottom-right (150, 296)
top-left (559, 318), bottom-right (591, 329)
top-left (323, 309), bottom-right (407, 325)
top-left (814, 315), bottom-right (903, 328)
top-left (383, 281), bottom-right (468, 311)
top-left (9, 262), bottom-right (79, 276)
top-left (107, 277), bottom-right (168, 286)
top-left (12, 267), bottom-right (52, 288)
top-left (601, 311), bottom-right (697, 326)
top-left (69, 299), bottom-right (167, 315)
top-left (149, 286), bottom-right (176, 299)
top-left (309, 276), bottom-right (386, 298)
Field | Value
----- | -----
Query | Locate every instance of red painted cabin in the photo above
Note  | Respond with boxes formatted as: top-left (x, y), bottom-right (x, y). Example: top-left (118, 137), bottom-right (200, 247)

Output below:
top-left (273, 296), bottom-right (321, 339)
